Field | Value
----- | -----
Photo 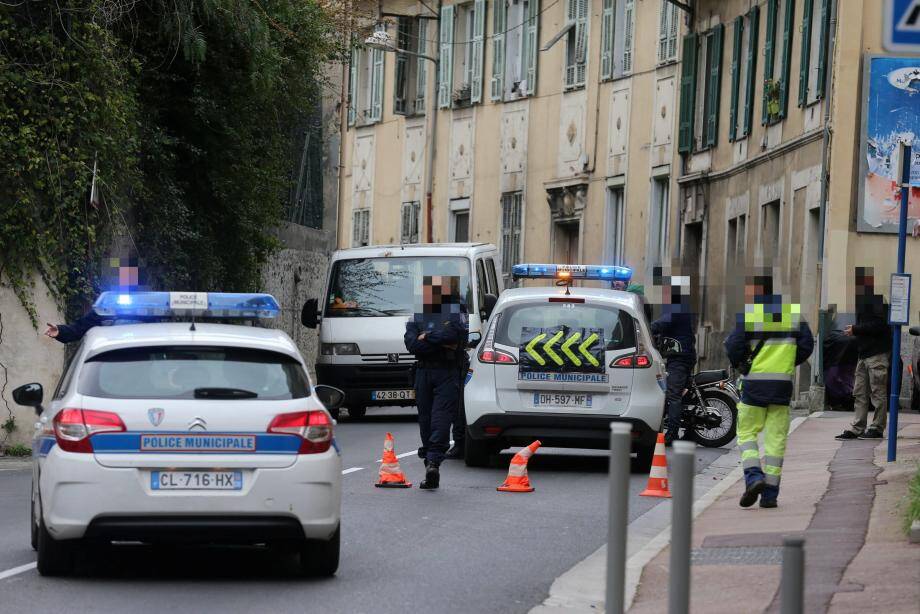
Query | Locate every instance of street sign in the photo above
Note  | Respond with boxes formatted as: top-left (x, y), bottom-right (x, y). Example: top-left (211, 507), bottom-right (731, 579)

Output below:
top-left (889, 273), bottom-right (912, 325)
top-left (884, 0), bottom-right (920, 52)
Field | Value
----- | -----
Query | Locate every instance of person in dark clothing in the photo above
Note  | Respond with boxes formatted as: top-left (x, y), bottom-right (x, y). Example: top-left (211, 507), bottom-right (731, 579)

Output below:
top-left (650, 271), bottom-right (696, 446)
top-left (404, 276), bottom-right (469, 489)
top-left (44, 311), bottom-right (104, 344)
top-left (445, 350), bottom-right (470, 459)
top-left (835, 267), bottom-right (892, 440)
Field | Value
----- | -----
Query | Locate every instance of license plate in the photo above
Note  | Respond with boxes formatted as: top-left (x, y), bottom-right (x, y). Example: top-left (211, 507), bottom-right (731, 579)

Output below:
top-left (531, 392), bottom-right (593, 408)
top-left (151, 471), bottom-right (242, 491)
top-left (371, 389), bottom-right (415, 401)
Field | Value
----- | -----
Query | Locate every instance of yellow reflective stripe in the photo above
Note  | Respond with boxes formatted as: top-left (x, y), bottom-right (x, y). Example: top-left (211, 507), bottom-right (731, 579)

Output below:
top-left (764, 465), bottom-right (782, 476)
top-left (561, 332), bottom-right (582, 367)
top-left (578, 333), bottom-right (600, 367)
top-left (525, 333), bottom-right (547, 366)
top-left (542, 330), bottom-right (565, 366)
top-left (741, 449), bottom-right (761, 461)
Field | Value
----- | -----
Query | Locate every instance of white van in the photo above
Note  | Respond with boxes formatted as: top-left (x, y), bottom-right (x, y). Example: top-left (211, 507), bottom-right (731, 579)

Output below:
top-left (301, 243), bottom-right (503, 419)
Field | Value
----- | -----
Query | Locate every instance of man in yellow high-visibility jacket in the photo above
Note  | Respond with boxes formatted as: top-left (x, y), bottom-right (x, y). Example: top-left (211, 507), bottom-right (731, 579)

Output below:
top-left (724, 275), bottom-right (814, 508)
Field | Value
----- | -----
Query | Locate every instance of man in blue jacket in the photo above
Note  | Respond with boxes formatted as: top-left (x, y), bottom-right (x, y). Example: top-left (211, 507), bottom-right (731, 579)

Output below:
top-left (725, 274), bottom-right (813, 508)
top-left (405, 276), bottom-right (469, 490)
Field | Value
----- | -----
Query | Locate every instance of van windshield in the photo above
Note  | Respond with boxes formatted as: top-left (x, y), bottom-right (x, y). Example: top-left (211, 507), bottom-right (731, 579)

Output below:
top-left (324, 257), bottom-right (473, 317)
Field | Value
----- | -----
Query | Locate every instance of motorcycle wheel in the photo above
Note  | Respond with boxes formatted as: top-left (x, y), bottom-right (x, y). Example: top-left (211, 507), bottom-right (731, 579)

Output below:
top-left (691, 391), bottom-right (737, 448)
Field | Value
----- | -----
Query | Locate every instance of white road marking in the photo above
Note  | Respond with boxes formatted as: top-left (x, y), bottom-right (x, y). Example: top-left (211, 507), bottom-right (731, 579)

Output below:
top-left (0, 562), bottom-right (36, 581)
top-left (341, 467), bottom-right (363, 475)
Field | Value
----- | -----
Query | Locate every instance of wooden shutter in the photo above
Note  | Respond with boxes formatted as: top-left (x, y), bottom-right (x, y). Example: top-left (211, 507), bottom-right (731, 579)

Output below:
top-left (658, 0), bottom-right (669, 63)
top-left (729, 16), bottom-right (743, 142)
top-left (798, 0), bottom-right (813, 107)
top-left (601, 0), bottom-right (614, 80)
top-left (762, 0), bottom-right (777, 125)
top-left (779, 0), bottom-right (795, 118)
top-left (667, 2), bottom-right (679, 60)
top-left (705, 24), bottom-right (724, 148)
top-left (471, 0), bottom-right (486, 104)
top-left (491, 0), bottom-right (506, 100)
top-left (523, 0), bottom-right (539, 94)
top-left (622, 0), bottom-right (635, 74)
top-left (574, 0), bottom-right (588, 86)
top-left (678, 33), bottom-right (697, 153)
top-left (743, 6), bottom-right (759, 137)
top-left (395, 20), bottom-right (409, 115)
top-left (348, 46), bottom-right (358, 126)
top-left (416, 19), bottom-right (428, 112)
top-left (438, 5), bottom-right (454, 108)
top-left (816, 0), bottom-right (830, 99)
top-left (370, 46), bottom-right (384, 122)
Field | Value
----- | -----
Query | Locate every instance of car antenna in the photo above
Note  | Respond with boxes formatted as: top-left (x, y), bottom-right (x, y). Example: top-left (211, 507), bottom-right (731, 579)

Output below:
top-left (189, 317), bottom-right (196, 332)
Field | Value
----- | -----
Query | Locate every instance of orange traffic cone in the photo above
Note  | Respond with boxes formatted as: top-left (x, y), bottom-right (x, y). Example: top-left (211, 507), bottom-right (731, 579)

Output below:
top-left (497, 440), bottom-right (541, 493)
top-left (375, 432), bottom-right (411, 488)
top-left (640, 433), bottom-right (671, 498)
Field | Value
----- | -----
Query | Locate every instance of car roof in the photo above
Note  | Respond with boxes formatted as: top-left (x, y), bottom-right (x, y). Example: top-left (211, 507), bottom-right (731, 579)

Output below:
top-left (331, 243), bottom-right (495, 260)
top-left (495, 286), bottom-right (644, 312)
top-left (78, 322), bottom-right (302, 361)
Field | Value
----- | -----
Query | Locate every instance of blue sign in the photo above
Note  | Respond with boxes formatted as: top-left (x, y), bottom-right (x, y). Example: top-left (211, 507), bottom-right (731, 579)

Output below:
top-left (885, 0), bottom-right (920, 52)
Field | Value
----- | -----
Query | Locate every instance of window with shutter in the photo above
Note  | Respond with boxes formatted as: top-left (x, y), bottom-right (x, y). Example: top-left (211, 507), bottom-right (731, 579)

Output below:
top-left (500, 192), bottom-right (523, 278)
top-left (677, 33), bottom-right (697, 153)
top-left (804, 0), bottom-right (829, 104)
top-left (743, 6), bottom-right (759, 137)
top-left (798, 0), bottom-right (813, 107)
top-left (762, 0), bottom-right (777, 125)
top-left (658, 1), bottom-right (680, 64)
top-left (471, 0), bottom-right (486, 104)
top-left (369, 45), bottom-right (384, 122)
top-left (523, 0), bottom-right (540, 95)
top-left (622, 0), bottom-right (634, 74)
top-left (353, 209), bottom-right (371, 247)
top-left (395, 19), bottom-right (411, 115)
top-left (705, 24), bottom-right (723, 148)
top-left (491, 0), bottom-right (506, 101)
top-left (438, 5), bottom-right (454, 108)
top-left (348, 46), bottom-right (358, 126)
top-left (601, 0), bottom-right (615, 80)
top-left (778, 0), bottom-right (795, 118)
top-left (564, 0), bottom-right (588, 89)
top-left (815, 0), bottom-right (829, 100)
top-left (416, 19), bottom-right (428, 113)
top-left (729, 16), bottom-right (743, 142)
top-left (400, 202), bottom-right (420, 244)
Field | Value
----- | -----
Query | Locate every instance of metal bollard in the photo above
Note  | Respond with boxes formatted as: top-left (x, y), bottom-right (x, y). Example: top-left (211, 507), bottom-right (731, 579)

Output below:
top-left (669, 441), bottom-right (696, 614)
top-left (781, 537), bottom-right (805, 614)
top-left (606, 422), bottom-right (632, 614)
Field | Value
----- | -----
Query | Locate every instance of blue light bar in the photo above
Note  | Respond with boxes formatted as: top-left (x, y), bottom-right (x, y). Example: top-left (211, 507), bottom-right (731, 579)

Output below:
top-left (93, 291), bottom-right (281, 319)
top-left (511, 263), bottom-right (632, 282)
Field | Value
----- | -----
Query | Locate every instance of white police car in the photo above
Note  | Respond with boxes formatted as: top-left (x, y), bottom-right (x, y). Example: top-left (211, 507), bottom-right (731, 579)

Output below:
top-left (13, 292), bottom-right (344, 577)
top-left (464, 265), bottom-right (666, 471)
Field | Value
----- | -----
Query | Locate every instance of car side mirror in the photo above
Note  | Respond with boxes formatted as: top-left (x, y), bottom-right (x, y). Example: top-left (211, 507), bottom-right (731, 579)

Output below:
top-left (301, 298), bottom-right (319, 329)
top-left (314, 384), bottom-right (345, 411)
top-left (13, 383), bottom-right (44, 415)
top-left (467, 332), bottom-right (482, 349)
top-left (482, 294), bottom-right (498, 321)
top-left (909, 326), bottom-right (920, 336)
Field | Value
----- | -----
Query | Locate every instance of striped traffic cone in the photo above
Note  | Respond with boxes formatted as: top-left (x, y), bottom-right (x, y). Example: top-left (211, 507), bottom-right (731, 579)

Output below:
top-left (639, 433), bottom-right (671, 498)
top-left (375, 432), bottom-right (411, 488)
top-left (497, 440), bottom-right (541, 493)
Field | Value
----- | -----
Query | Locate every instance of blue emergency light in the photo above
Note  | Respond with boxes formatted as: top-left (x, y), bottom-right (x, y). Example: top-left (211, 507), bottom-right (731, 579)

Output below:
top-left (93, 291), bottom-right (281, 319)
top-left (511, 263), bottom-right (632, 283)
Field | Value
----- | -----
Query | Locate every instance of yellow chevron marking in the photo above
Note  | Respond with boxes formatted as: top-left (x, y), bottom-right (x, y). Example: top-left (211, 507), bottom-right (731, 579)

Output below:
top-left (578, 333), bottom-right (600, 367)
top-left (561, 332), bottom-right (582, 367)
top-left (542, 330), bottom-right (565, 366)
top-left (525, 333), bottom-right (548, 366)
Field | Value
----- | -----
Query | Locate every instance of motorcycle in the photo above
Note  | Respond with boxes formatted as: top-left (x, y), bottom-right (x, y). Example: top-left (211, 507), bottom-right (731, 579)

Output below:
top-left (654, 335), bottom-right (739, 448)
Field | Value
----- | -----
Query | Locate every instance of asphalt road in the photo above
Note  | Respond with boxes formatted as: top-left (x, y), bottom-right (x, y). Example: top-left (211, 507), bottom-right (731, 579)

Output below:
top-left (0, 407), bottom-right (730, 614)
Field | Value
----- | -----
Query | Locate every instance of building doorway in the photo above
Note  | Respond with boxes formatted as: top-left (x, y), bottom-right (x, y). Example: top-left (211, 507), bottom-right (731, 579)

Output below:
top-left (553, 220), bottom-right (580, 265)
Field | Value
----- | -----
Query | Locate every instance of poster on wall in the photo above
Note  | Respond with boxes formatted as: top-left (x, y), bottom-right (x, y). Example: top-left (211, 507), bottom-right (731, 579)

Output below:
top-left (858, 55), bottom-right (920, 233)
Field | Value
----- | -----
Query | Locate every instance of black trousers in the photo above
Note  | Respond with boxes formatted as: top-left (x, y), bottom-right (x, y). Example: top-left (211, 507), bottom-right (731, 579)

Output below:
top-left (665, 357), bottom-right (694, 436)
top-left (415, 367), bottom-right (460, 466)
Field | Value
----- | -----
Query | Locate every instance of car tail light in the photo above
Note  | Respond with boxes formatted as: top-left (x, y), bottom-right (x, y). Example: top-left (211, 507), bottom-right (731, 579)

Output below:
top-left (479, 349), bottom-right (518, 364)
top-left (611, 355), bottom-right (652, 368)
top-left (53, 409), bottom-right (126, 453)
top-left (484, 426), bottom-right (502, 435)
top-left (268, 411), bottom-right (333, 454)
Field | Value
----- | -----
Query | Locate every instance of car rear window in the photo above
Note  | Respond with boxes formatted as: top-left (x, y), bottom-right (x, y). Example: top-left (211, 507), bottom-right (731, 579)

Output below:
top-left (78, 346), bottom-right (311, 400)
top-left (495, 303), bottom-right (637, 350)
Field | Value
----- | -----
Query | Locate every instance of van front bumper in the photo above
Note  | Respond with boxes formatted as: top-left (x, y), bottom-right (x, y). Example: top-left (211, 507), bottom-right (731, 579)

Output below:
top-left (315, 363), bottom-right (415, 408)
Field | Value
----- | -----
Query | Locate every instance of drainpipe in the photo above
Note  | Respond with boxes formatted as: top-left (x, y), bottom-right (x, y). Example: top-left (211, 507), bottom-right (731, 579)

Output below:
top-left (815, 0), bottom-right (839, 387)
top-left (425, 1), bottom-right (443, 243)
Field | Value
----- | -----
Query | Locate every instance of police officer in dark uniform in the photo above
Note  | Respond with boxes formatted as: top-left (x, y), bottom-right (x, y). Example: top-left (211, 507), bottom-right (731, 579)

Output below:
top-left (44, 311), bottom-right (104, 344)
top-left (404, 275), bottom-right (469, 489)
top-left (650, 271), bottom-right (697, 446)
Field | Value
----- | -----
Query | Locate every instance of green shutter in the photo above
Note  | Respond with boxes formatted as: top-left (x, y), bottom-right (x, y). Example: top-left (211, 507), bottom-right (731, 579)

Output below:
top-left (678, 33), bottom-right (697, 154)
top-left (438, 5), bottom-right (454, 108)
top-left (416, 19), bottom-right (428, 112)
top-left (744, 6), bottom-right (759, 136)
top-left (471, 0), bottom-right (486, 104)
top-left (523, 0), bottom-right (539, 95)
top-left (762, 0), bottom-right (777, 125)
top-left (491, 0), bottom-right (506, 100)
top-left (706, 24), bottom-right (724, 148)
top-left (601, 0), bottom-right (615, 80)
top-left (816, 0), bottom-right (830, 99)
top-left (729, 16), bottom-right (743, 142)
top-left (779, 0), bottom-right (795, 119)
top-left (799, 0), bottom-right (813, 106)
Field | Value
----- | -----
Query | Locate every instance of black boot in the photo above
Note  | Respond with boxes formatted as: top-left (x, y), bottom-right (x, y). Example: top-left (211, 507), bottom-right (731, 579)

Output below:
top-left (419, 465), bottom-right (440, 490)
top-left (444, 444), bottom-right (464, 460)
top-left (739, 479), bottom-right (765, 508)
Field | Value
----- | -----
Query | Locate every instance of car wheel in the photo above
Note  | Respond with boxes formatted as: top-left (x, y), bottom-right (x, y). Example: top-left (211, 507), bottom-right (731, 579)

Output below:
top-left (346, 406), bottom-right (366, 420)
top-left (631, 444), bottom-right (655, 474)
top-left (37, 514), bottom-right (74, 576)
top-left (464, 430), bottom-right (494, 468)
top-left (298, 525), bottom-right (340, 577)
top-left (30, 492), bottom-right (38, 551)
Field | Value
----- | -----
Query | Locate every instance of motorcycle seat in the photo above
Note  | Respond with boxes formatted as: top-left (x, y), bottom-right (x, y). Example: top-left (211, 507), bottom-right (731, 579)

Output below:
top-left (692, 369), bottom-right (729, 386)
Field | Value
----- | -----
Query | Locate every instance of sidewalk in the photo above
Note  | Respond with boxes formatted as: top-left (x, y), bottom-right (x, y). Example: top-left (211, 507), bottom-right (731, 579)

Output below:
top-left (628, 412), bottom-right (920, 613)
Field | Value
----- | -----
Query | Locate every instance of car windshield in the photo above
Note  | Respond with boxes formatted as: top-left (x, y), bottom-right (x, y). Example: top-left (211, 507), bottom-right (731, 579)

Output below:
top-left (324, 256), bottom-right (473, 317)
top-left (495, 302), bottom-right (637, 350)
top-left (78, 346), bottom-right (311, 400)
